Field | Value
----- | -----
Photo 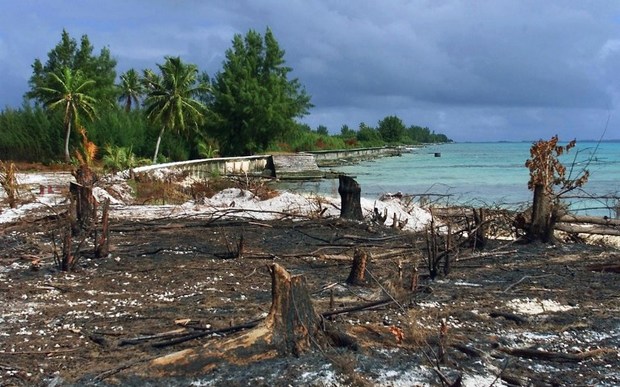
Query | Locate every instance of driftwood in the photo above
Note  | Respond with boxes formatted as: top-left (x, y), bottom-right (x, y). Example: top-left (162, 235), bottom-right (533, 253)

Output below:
top-left (555, 223), bottom-right (620, 237)
top-left (558, 214), bottom-right (620, 226)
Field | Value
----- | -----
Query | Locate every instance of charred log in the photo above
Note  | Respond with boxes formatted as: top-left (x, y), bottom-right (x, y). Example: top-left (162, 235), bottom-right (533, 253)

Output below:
top-left (338, 175), bottom-right (363, 220)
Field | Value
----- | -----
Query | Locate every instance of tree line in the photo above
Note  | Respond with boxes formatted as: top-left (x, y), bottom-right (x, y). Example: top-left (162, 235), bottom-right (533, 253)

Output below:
top-left (0, 28), bottom-right (451, 165)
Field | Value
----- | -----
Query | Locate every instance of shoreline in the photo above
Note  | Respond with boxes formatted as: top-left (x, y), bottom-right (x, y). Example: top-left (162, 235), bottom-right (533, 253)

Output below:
top-left (2, 169), bottom-right (620, 248)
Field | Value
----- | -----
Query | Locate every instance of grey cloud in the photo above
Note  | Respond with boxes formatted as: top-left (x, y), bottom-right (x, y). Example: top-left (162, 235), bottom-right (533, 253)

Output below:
top-left (1, 0), bottom-right (619, 141)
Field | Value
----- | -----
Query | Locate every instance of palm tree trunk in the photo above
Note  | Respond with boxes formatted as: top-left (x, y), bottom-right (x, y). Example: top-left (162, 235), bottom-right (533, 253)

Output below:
top-left (153, 126), bottom-right (166, 163)
top-left (64, 120), bottom-right (72, 163)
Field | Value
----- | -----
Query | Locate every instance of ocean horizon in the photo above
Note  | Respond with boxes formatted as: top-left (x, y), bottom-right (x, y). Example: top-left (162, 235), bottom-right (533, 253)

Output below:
top-left (281, 141), bottom-right (620, 217)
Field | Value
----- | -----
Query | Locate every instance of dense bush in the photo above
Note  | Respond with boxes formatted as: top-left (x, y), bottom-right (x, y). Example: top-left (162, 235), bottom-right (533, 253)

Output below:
top-left (1, 29), bottom-right (452, 164)
top-left (0, 105), bottom-right (62, 162)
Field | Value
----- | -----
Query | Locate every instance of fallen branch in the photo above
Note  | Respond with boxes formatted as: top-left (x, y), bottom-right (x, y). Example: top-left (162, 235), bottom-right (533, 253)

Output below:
top-left (587, 263), bottom-right (620, 273)
top-left (497, 346), bottom-right (615, 362)
top-left (503, 274), bottom-right (553, 293)
top-left (1, 348), bottom-right (79, 355)
top-left (119, 328), bottom-right (188, 346)
top-left (151, 319), bottom-right (262, 348)
top-left (322, 298), bottom-right (395, 318)
top-left (489, 311), bottom-right (529, 325)
top-left (94, 357), bottom-right (156, 382)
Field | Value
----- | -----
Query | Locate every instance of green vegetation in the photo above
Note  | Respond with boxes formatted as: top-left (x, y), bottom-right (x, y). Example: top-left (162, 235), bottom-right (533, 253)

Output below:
top-left (0, 29), bottom-right (452, 164)
top-left (27, 29), bottom-right (117, 108)
top-left (208, 28), bottom-right (312, 156)
top-left (117, 69), bottom-right (143, 112)
top-left (36, 67), bottom-right (98, 162)
top-left (143, 56), bottom-right (208, 162)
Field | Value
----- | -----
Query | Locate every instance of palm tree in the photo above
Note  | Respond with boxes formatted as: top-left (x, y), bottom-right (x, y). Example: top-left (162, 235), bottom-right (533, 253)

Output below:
top-left (143, 56), bottom-right (208, 162)
top-left (117, 68), bottom-right (143, 112)
top-left (37, 67), bottom-right (98, 162)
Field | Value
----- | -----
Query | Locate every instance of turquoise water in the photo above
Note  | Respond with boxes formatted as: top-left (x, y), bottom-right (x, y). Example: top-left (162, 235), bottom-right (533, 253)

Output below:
top-left (281, 141), bottom-right (620, 217)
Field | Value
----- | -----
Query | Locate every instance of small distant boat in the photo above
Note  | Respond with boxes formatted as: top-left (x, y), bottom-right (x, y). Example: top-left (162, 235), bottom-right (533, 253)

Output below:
top-left (401, 146), bottom-right (421, 153)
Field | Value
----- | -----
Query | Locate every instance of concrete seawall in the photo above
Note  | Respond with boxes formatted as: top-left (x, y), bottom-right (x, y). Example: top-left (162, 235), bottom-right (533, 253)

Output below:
top-left (307, 146), bottom-right (402, 167)
top-left (130, 147), bottom-right (401, 180)
top-left (131, 155), bottom-right (275, 179)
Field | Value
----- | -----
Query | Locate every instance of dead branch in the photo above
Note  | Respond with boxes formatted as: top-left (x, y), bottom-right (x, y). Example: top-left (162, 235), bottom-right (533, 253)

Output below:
top-left (151, 320), bottom-right (262, 348)
top-left (489, 311), bottom-right (529, 325)
top-left (322, 298), bottom-right (395, 318)
top-left (94, 358), bottom-right (156, 382)
top-left (587, 263), bottom-right (620, 273)
top-left (119, 328), bottom-right (189, 346)
top-left (497, 346), bottom-right (615, 362)
top-left (503, 274), bottom-right (554, 293)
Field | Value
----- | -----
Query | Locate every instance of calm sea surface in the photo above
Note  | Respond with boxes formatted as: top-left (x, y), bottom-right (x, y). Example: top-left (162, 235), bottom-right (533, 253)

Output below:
top-left (280, 142), bottom-right (620, 217)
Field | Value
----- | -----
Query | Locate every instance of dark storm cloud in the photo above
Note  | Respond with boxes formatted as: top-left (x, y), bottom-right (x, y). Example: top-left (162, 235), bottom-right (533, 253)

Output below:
top-left (1, 0), bottom-right (619, 140)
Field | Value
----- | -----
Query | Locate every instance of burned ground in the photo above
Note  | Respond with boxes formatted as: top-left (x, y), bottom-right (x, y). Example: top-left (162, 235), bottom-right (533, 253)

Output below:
top-left (1, 215), bottom-right (619, 386)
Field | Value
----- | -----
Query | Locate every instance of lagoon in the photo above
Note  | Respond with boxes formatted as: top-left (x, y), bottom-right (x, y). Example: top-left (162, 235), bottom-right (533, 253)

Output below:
top-left (282, 141), bottom-right (620, 217)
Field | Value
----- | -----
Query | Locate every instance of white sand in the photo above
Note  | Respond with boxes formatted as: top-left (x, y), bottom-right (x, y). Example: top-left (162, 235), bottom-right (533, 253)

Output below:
top-left (1, 173), bottom-right (433, 230)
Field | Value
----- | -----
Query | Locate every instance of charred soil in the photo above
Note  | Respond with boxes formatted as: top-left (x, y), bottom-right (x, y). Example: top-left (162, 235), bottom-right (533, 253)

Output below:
top-left (1, 216), bottom-right (619, 386)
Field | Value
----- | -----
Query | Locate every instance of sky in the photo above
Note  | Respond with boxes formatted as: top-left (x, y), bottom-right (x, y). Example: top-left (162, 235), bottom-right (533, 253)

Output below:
top-left (1, 0), bottom-right (620, 142)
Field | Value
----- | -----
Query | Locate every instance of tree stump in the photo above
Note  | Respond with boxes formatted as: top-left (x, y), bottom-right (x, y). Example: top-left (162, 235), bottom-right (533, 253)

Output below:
top-left (338, 175), bottom-right (363, 220)
top-left (149, 263), bottom-right (323, 376)
top-left (527, 184), bottom-right (556, 243)
top-left (346, 248), bottom-right (368, 285)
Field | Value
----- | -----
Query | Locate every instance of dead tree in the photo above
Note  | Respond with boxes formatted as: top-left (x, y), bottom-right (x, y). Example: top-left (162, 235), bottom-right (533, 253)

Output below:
top-left (95, 199), bottom-right (111, 258)
top-left (0, 161), bottom-right (19, 208)
top-left (425, 211), bottom-right (455, 280)
top-left (61, 227), bottom-right (73, 272)
top-left (70, 181), bottom-right (96, 235)
top-left (346, 248), bottom-right (368, 285)
top-left (471, 208), bottom-right (487, 249)
top-left (524, 136), bottom-right (589, 243)
top-left (528, 183), bottom-right (556, 243)
top-left (71, 128), bottom-right (99, 235)
top-left (148, 263), bottom-right (326, 376)
top-left (338, 175), bottom-right (363, 220)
